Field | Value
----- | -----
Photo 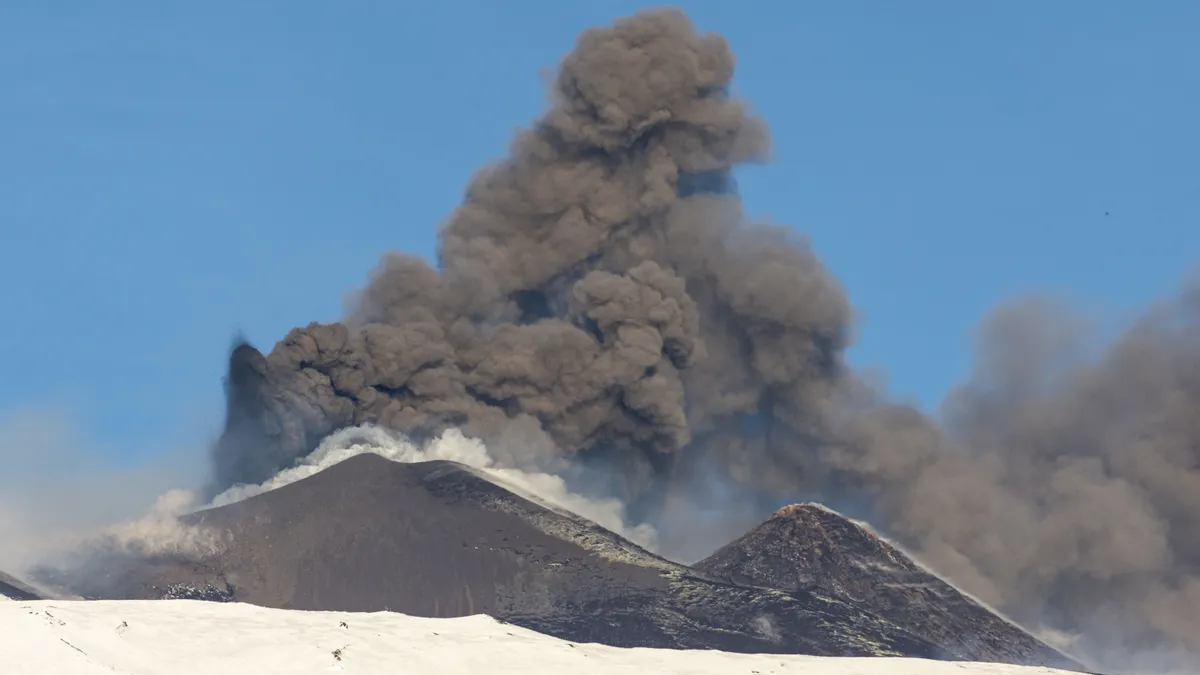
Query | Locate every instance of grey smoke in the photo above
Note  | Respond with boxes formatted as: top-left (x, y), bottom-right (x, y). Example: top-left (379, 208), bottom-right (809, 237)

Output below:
top-left (0, 406), bottom-right (208, 577)
top-left (838, 286), bottom-right (1200, 667)
top-left (209, 7), bottom-right (841, 501)
top-left (208, 8), bottom-right (1200, 668)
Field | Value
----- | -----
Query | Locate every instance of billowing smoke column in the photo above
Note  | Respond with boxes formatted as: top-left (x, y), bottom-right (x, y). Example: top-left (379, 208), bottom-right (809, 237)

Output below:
top-left (210, 8), bottom-right (850, 504)
top-left (210, 8), bottom-right (1200, 668)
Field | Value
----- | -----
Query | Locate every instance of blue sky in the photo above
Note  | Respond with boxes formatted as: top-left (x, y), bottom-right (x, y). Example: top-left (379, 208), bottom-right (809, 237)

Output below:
top-left (1, 1), bottom-right (1197, 467)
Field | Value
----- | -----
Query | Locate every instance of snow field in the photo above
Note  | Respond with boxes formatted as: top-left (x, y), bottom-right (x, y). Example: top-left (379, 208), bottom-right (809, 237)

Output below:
top-left (0, 599), bottom-right (1084, 675)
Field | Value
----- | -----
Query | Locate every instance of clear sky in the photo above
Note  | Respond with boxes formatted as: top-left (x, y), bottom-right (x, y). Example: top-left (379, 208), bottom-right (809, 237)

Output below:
top-left (2, 1), bottom-right (1197, 467)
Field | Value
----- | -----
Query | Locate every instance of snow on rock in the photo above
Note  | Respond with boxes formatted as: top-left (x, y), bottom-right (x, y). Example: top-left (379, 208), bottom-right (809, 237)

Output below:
top-left (0, 599), bottom-right (1083, 675)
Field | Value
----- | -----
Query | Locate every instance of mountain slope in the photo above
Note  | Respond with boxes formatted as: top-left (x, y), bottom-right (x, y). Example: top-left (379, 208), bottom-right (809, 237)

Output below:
top-left (31, 455), bottom-right (1081, 669)
top-left (0, 570), bottom-right (41, 601)
top-left (695, 504), bottom-right (1075, 669)
top-left (1, 599), bottom-right (1089, 675)
top-left (38, 454), bottom-right (939, 658)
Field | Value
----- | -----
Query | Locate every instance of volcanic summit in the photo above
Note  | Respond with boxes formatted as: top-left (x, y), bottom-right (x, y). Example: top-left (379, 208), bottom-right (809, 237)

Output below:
top-left (695, 503), bottom-right (1074, 667)
top-left (9, 4), bottom-right (1185, 673)
top-left (186, 6), bottom-right (1200, 664)
top-left (32, 453), bottom-right (1083, 670)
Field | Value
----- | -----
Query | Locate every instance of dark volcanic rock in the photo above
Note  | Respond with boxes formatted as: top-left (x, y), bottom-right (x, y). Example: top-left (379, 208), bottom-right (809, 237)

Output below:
top-left (47, 455), bottom-right (945, 658)
top-left (0, 570), bottom-right (42, 601)
top-left (160, 582), bottom-right (235, 602)
top-left (36, 456), bottom-right (1084, 670)
top-left (695, 503), bottom-right (1080, 670)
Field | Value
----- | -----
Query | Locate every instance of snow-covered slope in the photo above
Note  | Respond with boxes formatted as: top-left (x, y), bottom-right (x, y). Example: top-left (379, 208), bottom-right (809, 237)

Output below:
top-left (1, 600), bottom-right (1082, 675)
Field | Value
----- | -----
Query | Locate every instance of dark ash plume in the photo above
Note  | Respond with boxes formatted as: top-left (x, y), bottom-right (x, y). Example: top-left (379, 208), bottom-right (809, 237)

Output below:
top-left (209, 7), bottom-right (848, 499)
top-left (828, 284), bottom-right (1200, 667)
top-left (208, 8), bottom-right (1200, 669)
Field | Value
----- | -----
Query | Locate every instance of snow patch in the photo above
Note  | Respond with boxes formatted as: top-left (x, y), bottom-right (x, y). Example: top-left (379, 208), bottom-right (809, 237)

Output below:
top-left (0, 599), bottom-right (1087, 675)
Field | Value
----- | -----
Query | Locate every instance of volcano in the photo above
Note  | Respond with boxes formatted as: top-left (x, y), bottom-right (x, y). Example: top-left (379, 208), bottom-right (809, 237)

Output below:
top-left (32, 454), bottom-right (1083, 670)
top-left (0, 570), bottom-right (41, 601)
top-left (695, 503), bottom-right (1075, 667)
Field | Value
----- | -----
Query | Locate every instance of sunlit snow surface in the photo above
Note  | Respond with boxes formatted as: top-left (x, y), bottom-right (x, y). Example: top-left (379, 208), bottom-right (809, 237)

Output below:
top-left (0, 600), bottom-right (1082, 675)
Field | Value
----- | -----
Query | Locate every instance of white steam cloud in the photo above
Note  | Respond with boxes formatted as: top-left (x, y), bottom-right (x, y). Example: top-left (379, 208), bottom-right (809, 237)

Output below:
top-left (7, 418), bottom-right (657, 596)
top-left (97, 490), bottom-right (228, 559)
top-left (206, 425), bottom-right (660, 551)
top-left (0, 406), bottom-right (206, 576)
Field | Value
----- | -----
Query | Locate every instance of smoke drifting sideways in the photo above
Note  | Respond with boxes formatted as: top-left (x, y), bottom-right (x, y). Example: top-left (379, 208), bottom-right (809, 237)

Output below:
top-left (842, 286), bottom-right (1200, 671)
top-left (205, 8), bottom-right (1199, 671)
top-left (0, 407), bottom-right (220, 586)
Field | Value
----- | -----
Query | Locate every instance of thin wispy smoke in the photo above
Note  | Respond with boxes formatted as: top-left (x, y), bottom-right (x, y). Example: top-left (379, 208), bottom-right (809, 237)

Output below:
top-left (195, 8), bottom-right (1197, 670)
top-left (208, 425), bottom-right (658, 550)
top-left (0, 407), bottom-right (206, 575)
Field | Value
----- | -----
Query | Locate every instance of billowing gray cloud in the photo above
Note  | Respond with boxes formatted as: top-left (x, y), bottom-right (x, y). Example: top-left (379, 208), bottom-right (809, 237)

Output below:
top-left (208, 8), bottom-right (1200, 669)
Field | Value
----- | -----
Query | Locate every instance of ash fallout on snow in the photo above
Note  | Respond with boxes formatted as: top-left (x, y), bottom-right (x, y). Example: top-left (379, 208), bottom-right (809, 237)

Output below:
top-left (211, 8), bottom-right (1200, 669)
